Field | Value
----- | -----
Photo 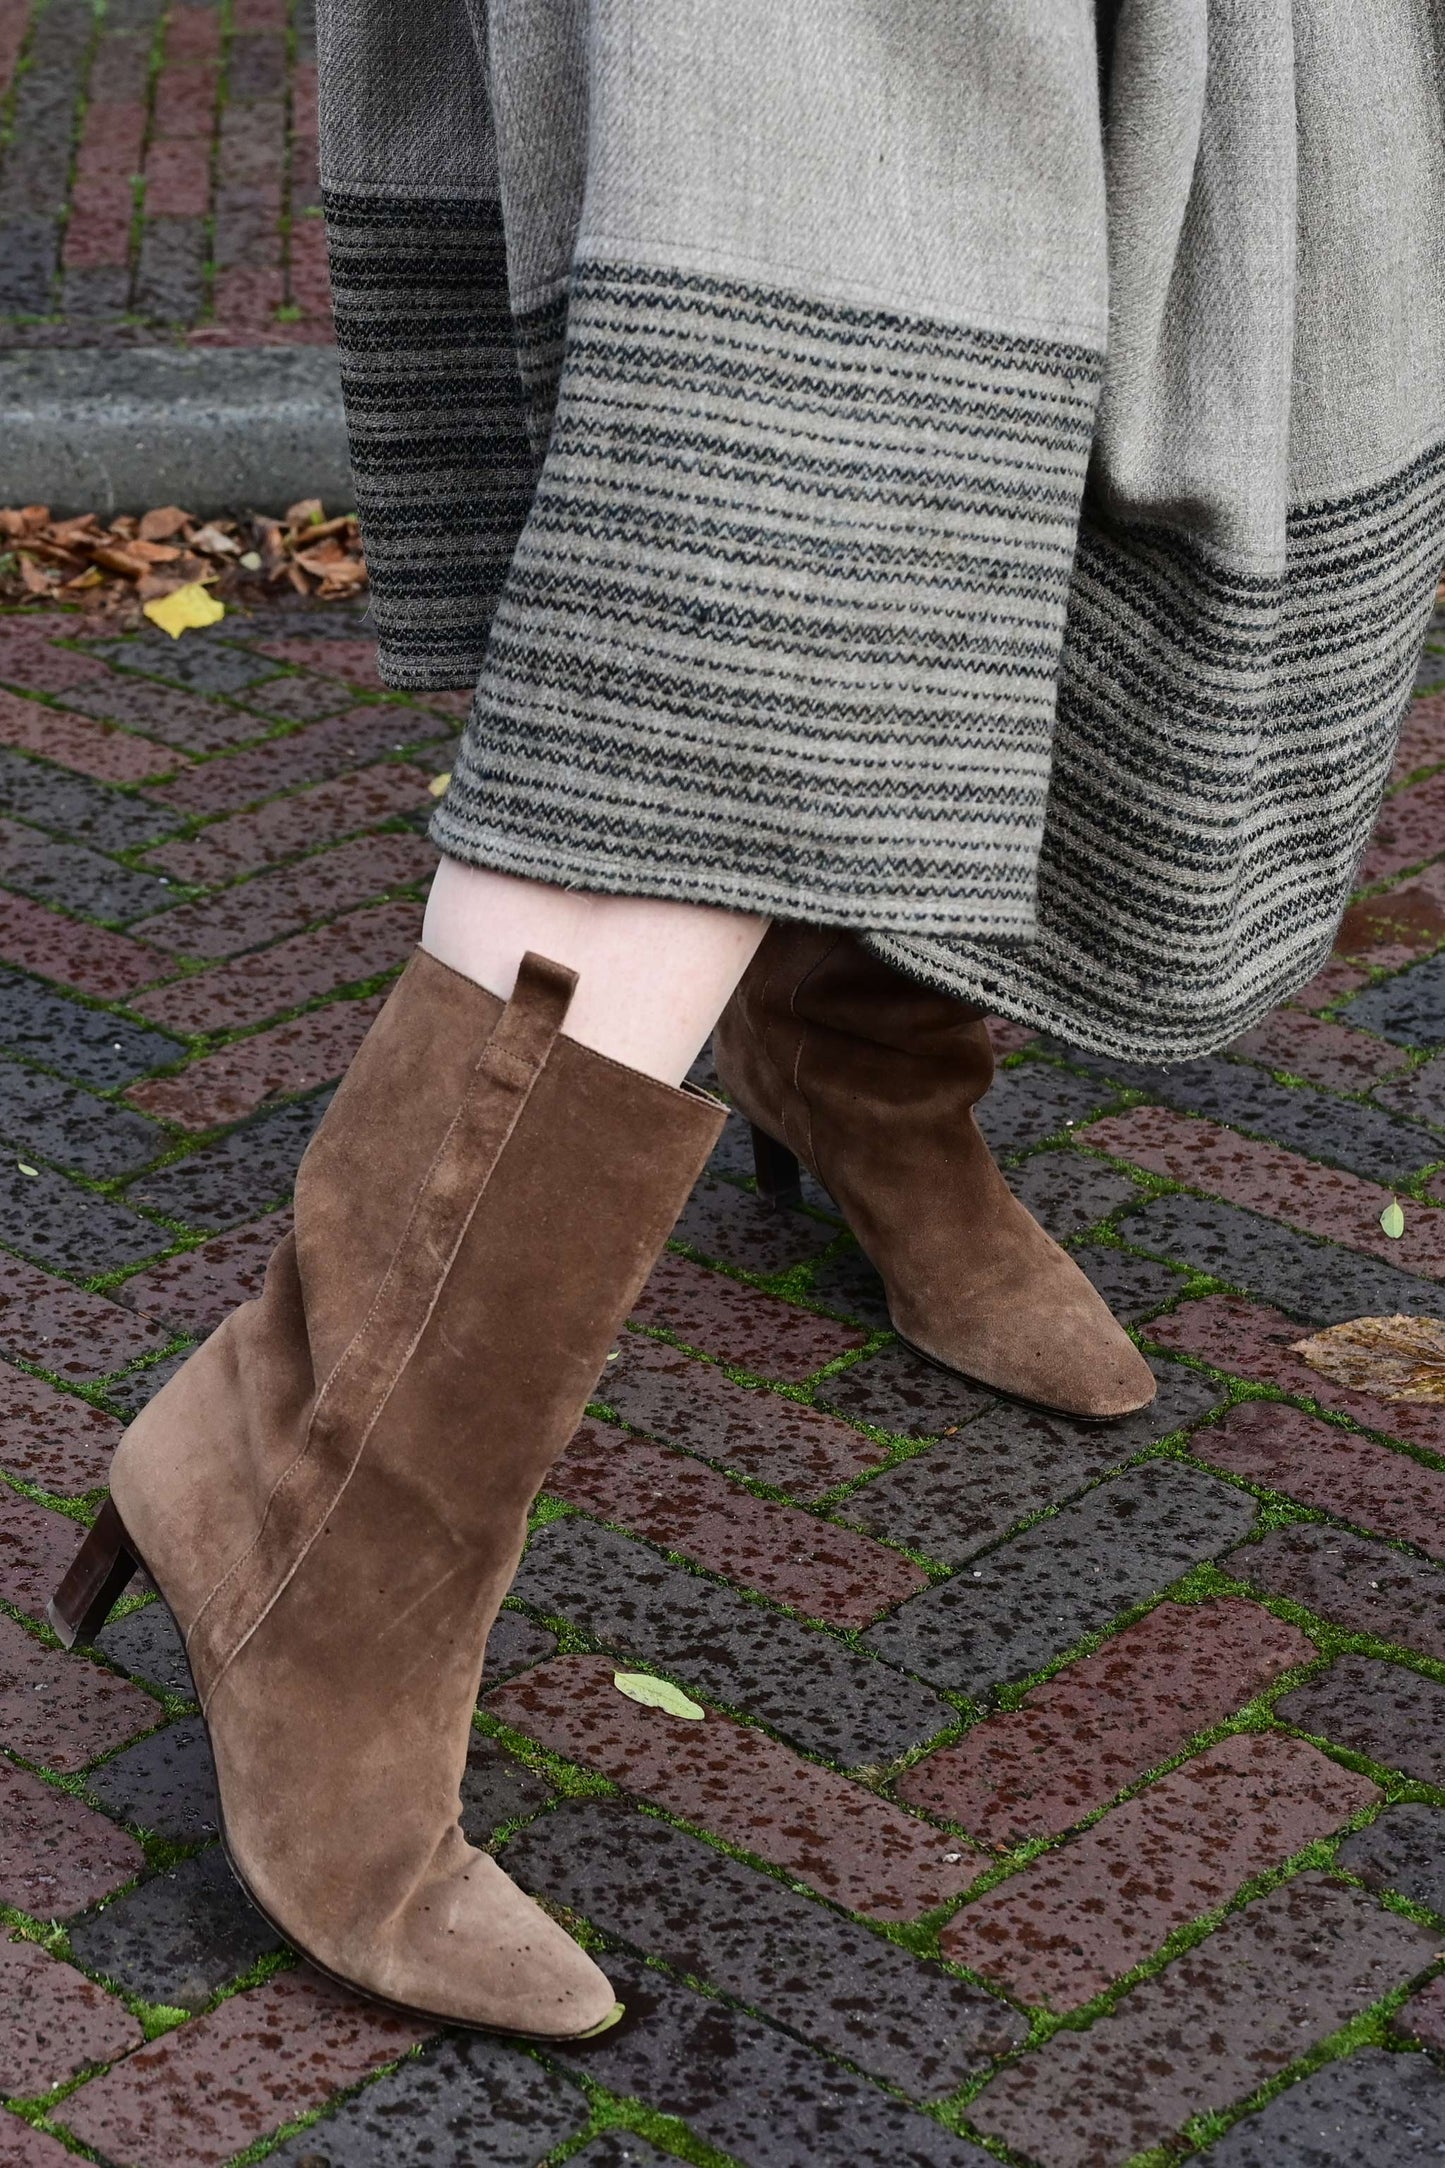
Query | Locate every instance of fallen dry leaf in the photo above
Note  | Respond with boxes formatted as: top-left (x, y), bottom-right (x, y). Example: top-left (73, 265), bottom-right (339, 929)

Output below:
top-left (138, 504), bottom-right (190, 542)
top-left (1293, 1314), bottom-right (1445, 1404)
top-left (286, 496), bottom-right (324, 529)
top-left (143, 582), bottom-right (226, 637)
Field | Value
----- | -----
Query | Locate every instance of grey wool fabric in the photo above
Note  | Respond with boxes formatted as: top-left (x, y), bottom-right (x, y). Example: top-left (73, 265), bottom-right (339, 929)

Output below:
top-left (317, 0), bottom-right (1445, 1060)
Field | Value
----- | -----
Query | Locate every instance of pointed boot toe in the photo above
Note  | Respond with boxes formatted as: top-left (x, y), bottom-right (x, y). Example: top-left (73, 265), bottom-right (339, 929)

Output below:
top-left (716, 927), bottom-right (1156, 1424)
top-left (52, 949), bottom-right (723, 2037)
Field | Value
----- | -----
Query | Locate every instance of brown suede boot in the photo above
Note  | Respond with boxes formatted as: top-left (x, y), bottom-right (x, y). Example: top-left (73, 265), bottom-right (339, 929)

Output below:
top-left (713, 926), bottom-right (1155, 1421)
top-left (49, 949), bottom-right (723, 2036)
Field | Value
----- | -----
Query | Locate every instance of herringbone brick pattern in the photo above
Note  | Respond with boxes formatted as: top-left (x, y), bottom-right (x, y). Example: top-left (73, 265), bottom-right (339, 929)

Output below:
top-left (2, 597), bottom-right (1445, 2166)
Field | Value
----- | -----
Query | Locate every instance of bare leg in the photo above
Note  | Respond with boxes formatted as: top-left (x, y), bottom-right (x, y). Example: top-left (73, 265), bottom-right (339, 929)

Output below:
top-left (422, 857), bottom-right (769, 1086)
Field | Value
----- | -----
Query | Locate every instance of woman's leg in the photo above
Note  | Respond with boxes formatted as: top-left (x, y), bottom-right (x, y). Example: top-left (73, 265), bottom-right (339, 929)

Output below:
top-left (422, 857), bottom-right (769, 1085)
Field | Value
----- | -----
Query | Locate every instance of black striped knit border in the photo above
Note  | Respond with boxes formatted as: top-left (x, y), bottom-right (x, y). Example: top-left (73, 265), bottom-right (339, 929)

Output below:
top-left (323, 190), bottom-right (536, 689)
top-left (877, 440), bottom-right (1445, 1059)
top-left (433, 260), bottom-right (1104, 934)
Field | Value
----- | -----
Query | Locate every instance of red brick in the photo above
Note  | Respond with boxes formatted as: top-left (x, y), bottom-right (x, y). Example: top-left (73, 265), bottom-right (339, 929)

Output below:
top-left (0, 1494), bottom-right (94, 1620)
top-left (252, 634), bottom-right (383, 688)
top-left (146, 761), bottom-right (435, 882)
top-left (151, 709), bottom-right (420, 816)
top-left (1148, 1295), bottom-right (1445, 1457)
top-left (1334, 878), bottom-right (1445, 971)
top-left (212, 265), bottom-right (286, 329)
top-left (1084, 1103), bottom-right (1445, 1277)
top-left (631, 1254), bottom-right (867, 1384)
top-left (131, 899), bottom-right (420, 1033)
top-left (142, 137), bottom-right (211, 217)
top-left (128, 994), bottom-right (384, 1129)
top-left (130, 829), bottom-right (434, 957)
top-left (488, 1654), bottom-right (980, 1920)
top-left (0, 891), bottom-right (165, 999)
top-left (0, 1368), bottom-right (122, 1494)
top-left (942, 1732), bottom-right (1378, 2006)
top-left (58, 1967), bottom-right (427, 2167)
top-left (1392, 692), bottom-right (1445, 783)
top-left (0, 1614), bottom-right (160, 1772)
top-left (1227, 1009), bottom-right (1412, 1091)
top-left (0, 1938), bottom-right (143, 2094)
top-left (1360, 771), bottom-right (1445, 885)
top-left (114, 1209), bottom-right (291, 1334)
top-left (151, 63), bottom-right (219, 135)
top-left (970, 1873), bottom-right (1442, 2168)
top-left (0, 688), bottom-right (184, 785)
top-left (0, 1252), bottom-right (172, 1384)
top-left (0, 626), bottom-right (112, 698)
top-left (602, 1332), bottom-right (891, 1498)
top-left (551, 1418), bottom-right (927, 1626)
top-left (1399, 1973), bottom-right (1445, 2050)
top-left (896, 1598), bottom-right (1317, 1847)
top-left (0, 0), bottom-right (30, 102)
top-left (1287, 957), bottom-right (1371, 1011)
top-left (987, 1018), bottom-right (1034, 1055)
top-left (1197, 1399), bottom-right (1445, 1560)
top-left (161, 6), bottom-right (221, 64)
top-left (0, 1761), bottom-right (144, 1917)
top-left (0, 2116), bottom-right (89, 2164)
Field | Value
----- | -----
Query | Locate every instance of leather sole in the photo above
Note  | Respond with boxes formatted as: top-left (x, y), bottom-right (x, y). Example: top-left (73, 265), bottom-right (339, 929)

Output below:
top-left (893, 1327), bottom-right (1155, 1427)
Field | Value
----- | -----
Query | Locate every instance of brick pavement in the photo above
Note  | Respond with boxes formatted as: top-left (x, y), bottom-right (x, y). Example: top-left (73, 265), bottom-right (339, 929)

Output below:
top-left (0, 592), bottom-right (1443, 2164)
top-left (0, 0), bottom-right (329, 347)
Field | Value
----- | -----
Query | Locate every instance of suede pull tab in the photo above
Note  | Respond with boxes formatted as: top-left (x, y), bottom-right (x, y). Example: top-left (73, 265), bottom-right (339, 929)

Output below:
top-left (484, 953), bottom-right (577, 1079)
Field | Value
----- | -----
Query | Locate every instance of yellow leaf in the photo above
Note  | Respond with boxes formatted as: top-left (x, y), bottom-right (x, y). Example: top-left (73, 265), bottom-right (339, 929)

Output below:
top-left (16, 1162), bottom-right (38, 1177)
top-left (143, 583), bottom-right (226, 639)
top-left (1292, 1314), bottom-right (1445, 1404)
top-left (427, 771), bottom-right (451, 798)
top-left (1380, 1198), bottom-right (1406, 1239)
top-left (612, 1671), bottom-right (705, 1721)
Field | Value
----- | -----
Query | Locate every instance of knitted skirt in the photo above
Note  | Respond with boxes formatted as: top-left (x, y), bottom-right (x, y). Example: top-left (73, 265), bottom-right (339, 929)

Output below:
top-left (317, 0), bottom-right (1445, 1059)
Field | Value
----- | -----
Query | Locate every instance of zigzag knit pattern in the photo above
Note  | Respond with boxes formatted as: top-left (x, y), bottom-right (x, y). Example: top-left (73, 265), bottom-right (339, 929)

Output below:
top-left (431, 261), bottom-right (1105, 935)
top-left (880, 442), bottom-right (1445, 1058)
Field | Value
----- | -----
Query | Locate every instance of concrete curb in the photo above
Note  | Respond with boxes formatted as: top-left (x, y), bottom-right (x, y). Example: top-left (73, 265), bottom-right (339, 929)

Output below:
top-left (0, 345), bottom-right (352, 517)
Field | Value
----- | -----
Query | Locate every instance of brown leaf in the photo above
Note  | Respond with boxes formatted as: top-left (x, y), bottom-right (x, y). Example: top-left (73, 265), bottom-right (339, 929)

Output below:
top-left (1292, 1314), bottom-right (1445, 1404)
top-left (93, 545), bottom-right (149, 578)
top-left (136, 572), bottom-right (188, 601)
top-left (191, 522), bottom-right (240, 556)
top-left (285, 497), bottom-right (324, 530)
top-left (285, 561), bottom-right (312, 594)
top-left (18, 555), bottom-right (54, 593)
top-left (138, 505), bottom-right (191, 542)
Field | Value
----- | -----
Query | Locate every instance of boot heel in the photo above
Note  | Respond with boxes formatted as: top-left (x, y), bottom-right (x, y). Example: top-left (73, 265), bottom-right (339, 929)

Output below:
top-left (751, 1124), bottom-right (803, 1210)
top-left (47, 1499), bottom-right (140, 1649)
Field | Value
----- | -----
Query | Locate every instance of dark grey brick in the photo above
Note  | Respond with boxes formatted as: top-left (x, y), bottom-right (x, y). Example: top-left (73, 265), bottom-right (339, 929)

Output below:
top-left (68, 1845), bottom-right (280, 2007)
top-left (95, 1601), bottom-right (194, 1698)
top-left (864, 1461), bottom-right (1258, 1696)
top-left (1347, 955), bottom-right (1445, 1049)
top-left (839, 1360), bottom-right (1223, 1565)
top-left (124, 1093), bottom-right (331, 1228)
top-left (1072, 1243), bottom-right (1191, 1321)
top-left (0, 1054), bottom-right (163, 1178)
top-left (1064, 1050), bottom-right (1445, 1187)
top-left (85, 1716), bottom-right (220, 1839)
top-left (976, 1065), bottom-right (1123, 1159)
top-left (1008, 1153), bottom-right (1146, 1241)
top-left (0, 215), bottom-right (60, 313)
top-left (0, 749), bottom-right (181, 853)
top-left (1198, 2046), bottom-right (1445, 2166)
top-left (1228, 1525), bottom-right (1445, 1663)
top-left (62, 669), bottom-right (276, 754)
top-left (242, 673), bottom-right (355, 726)
top-left (1336, 1805), bottom-right (1445, 1919)
top-left (0, 971), bottom-right (183, 1088)
top-left (1374, 1054), bottom-right (1445, 1130)
top-left (548, 1953), bottom-right (997, 2167)
top-left (1277, 1656), bottom-right (1445, 1785)
top-left (1417, 647), bottom-right (1445, 695)
top-left (133, 215), bottom-right (207, 322)
top-left (505, 1803), bottom-right (1024, 2095)
top-left (567, 2139), bottom-right (671, 2168)
top-left (96, 1348), bottom-right (193, 1421)
top-left (0, 817), bottom-right (175, 924)
top-left (266, 2033), bottom-right (590, 2167)
top-left (808, 1243), bottom-right (893, 1330)
top-left (459, 1737), bottom-right (553, 1844)
top-left (1121, 1192), bottom-right (1445, 1327)
top-left (707, 1111), bottom-right (838, 1215)
top-left (483, 1611), bottom-right (558, 1687)
top-left (89, 629), bottom-right (285, 698)
top-left (0, 1157), bottom-right (169, 1275)
top-left (511, 1519), bottom-right (953, 1764)
top-left (815, 1343), bottom-right (994, 1440)
top-left (674, 1172), bottom-right (838, 1279)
